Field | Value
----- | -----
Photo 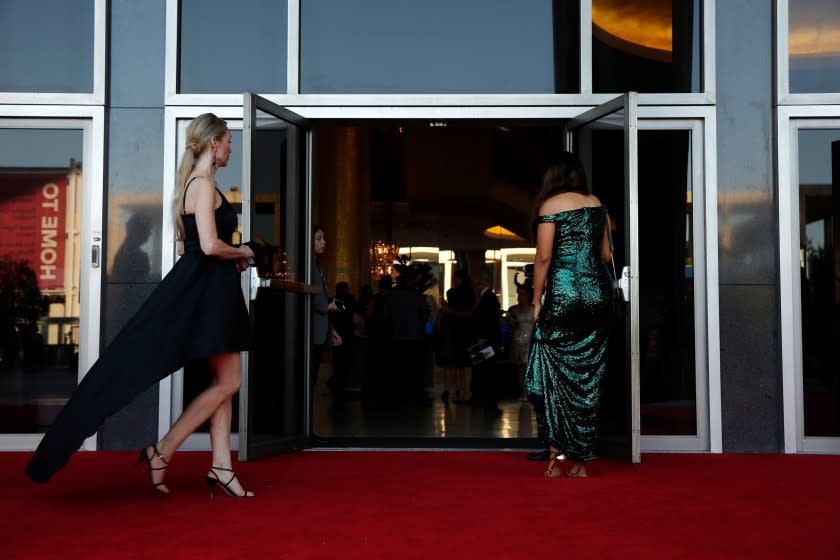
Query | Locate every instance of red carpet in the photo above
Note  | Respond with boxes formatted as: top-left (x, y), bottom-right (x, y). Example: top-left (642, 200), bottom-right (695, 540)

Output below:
top-left (1, 451), bottom-right (838, 559)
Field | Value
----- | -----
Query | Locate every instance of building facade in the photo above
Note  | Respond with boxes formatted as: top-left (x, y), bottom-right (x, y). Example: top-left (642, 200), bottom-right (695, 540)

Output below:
top-left (0, 0), bottom-right (838, 456)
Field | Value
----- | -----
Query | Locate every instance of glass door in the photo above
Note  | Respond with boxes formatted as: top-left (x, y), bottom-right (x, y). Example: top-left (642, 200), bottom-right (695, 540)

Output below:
top-left (564, 93), bottom-right (641, 463)
top-left (0, 118), bottom-right (102, 450)
top-left (636, 119), bottom-right (709, 452)
top-left (790, 120), bottom-right (840, 453)
top-left (239, 93), bottom-right (312, 460)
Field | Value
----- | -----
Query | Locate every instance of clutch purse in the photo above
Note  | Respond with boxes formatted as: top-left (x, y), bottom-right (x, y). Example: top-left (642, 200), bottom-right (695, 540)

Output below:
top-left (467, 343), bottom-right (496, 365)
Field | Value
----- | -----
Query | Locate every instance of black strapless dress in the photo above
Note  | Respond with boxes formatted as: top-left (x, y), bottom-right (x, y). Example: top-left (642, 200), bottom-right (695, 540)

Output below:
top-left (25, 191), bottom-right (252, 483)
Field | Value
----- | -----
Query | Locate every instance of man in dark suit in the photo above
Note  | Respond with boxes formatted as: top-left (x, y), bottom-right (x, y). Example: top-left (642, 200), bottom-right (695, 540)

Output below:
top-left (470, 267), bottom-right (502, 416)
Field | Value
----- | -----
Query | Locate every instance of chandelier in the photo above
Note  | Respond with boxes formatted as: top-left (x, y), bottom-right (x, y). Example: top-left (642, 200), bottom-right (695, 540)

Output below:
top-left (369, 240), bottom-right (400, 280)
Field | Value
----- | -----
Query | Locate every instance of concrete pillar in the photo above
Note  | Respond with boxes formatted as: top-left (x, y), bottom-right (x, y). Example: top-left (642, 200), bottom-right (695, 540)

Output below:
top-left (313, 127), bottom-right (371, 295)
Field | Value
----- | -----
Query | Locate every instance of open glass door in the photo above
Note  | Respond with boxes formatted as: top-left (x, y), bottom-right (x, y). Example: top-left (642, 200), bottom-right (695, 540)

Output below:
top-left (564, 92), bottom-right (640, 463)
top-left (239, 93), bottom-right (312, 460)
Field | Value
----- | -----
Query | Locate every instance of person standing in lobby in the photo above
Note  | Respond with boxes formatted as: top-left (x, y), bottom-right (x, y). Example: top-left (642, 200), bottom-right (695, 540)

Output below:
top-left (311, 225), bottom-right (343, 390)
top-left (387, 267), bottom-right (429, 400)
top-left (469, 268), bottom-right (502, 416)
top-left (526, 153), bottom-right (614, 478)
top-left (436, 270), bottom-right (476, 403)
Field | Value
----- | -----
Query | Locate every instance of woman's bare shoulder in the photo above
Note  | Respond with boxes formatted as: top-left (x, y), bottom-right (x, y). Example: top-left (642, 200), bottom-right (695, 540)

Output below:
top-left (187, 175), bottom-right (216, 191)
top-left (539, 192), bottom-right (601, 215)
top-left (184, 176), bottom-right (220, 212)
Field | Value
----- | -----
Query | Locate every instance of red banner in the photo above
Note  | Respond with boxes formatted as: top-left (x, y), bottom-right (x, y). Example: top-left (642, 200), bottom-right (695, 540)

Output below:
top-left (0, 172), bottom-right (68, 290)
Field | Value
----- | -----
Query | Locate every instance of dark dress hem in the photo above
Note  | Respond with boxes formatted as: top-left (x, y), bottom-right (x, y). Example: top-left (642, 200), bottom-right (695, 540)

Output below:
top-left (25, 197), bottom-right (251, 484)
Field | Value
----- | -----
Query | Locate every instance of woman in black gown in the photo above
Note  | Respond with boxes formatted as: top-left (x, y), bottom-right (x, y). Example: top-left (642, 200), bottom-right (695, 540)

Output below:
top-left (25, 113), bottom-right (256, 497)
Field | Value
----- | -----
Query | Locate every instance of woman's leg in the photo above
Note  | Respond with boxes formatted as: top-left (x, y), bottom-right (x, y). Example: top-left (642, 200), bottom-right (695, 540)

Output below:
top-left (203, 352), bottom-right (253, 495)
top-left (205, 358), bottom-right (253, 495)
top-left (545, 445), bottom-right (563, 477)
top-left (566, 461), bottom-right (588, 477)
top-left (463, 366), bottom-right (473, 401)
top-left (149, 352), bottom-right (243, 491)
top-left (443, 367), bottom-right (454, 394)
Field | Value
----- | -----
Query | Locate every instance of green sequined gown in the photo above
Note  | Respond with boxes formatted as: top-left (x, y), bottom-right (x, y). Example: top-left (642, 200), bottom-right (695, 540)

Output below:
top-left (525, 206), bottom-right (613, 462)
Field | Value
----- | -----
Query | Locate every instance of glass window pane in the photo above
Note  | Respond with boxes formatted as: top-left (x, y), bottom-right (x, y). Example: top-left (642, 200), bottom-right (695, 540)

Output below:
top-left (301, 0), bottom-right (576, 94)
top-left (789, 0), bottom-right (840, 93)
top-left (0, 127), bottom-right (84, 433)
top-left (592, 0), bottom-right (702, 93)
top-left (179, 0), bottom-right (287, 94)
top-left (797, 128), bottom-right (840, 437)
top-left (637, 130), bottom-right (696, 435)
top-left (0, 0), bottom-right (94, 93)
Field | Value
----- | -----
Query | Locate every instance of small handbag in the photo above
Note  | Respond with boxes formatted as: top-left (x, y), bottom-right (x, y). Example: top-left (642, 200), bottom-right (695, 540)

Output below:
top-left (467, 342), bottom-right (495, 365)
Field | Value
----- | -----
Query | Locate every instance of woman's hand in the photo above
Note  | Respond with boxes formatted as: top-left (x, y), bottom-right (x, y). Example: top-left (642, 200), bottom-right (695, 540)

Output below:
top-left (532, 301), bottom-right (541, 322)
top-left (331, 329), bottom-right (343, 347)
top-left (238, 245), bottom-right (255, 269)
top-left (235, 257), bottom-right (250, 273)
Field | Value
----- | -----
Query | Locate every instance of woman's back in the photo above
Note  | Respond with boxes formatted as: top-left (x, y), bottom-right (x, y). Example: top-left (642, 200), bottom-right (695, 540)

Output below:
top-left (535, 203), bottom-right (612, 329)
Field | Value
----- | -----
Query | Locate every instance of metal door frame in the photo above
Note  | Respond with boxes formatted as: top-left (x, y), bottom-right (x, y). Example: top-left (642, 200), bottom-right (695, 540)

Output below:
top-left (564, 92), bottom-right (641, 463)
top-left (779, 108), bottom-right (840, 454)
top-left (239, 93), bottom-right (313, 460)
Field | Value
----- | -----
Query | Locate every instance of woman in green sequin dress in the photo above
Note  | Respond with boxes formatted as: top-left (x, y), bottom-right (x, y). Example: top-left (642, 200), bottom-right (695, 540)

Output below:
top-left (525, 154), bottom-right (614, 478)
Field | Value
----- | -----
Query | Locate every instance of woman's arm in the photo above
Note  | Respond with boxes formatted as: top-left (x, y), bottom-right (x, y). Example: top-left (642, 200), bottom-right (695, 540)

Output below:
top-left (191, 179), bottom-right (254, 261)
top-left (331, 329), bottom-right (343, 346)
top-left (442, 307), bottom-right (472, 319)
top-left (601, 214), bottom-right (613, 264)
top-left (532, 220), bottom-right (555, 320)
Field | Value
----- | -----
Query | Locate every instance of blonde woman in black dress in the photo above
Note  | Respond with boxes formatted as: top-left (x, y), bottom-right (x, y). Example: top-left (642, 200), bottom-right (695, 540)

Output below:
top-left (26, 114), bottom-right (256, 498)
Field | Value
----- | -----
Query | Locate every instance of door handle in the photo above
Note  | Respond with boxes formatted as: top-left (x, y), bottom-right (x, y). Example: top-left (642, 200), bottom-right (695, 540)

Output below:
top-left (249, 266), bottom-right (271, 300)
top-left (91, 234), bottom-right (101, 268)
top-left (619, 266), bottom-right (631, 302)
top-left (250, 266), bottom-right (260, 300)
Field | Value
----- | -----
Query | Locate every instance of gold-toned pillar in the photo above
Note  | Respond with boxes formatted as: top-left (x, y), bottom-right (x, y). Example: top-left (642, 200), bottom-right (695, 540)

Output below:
top-left (312, 127), bottom-right (371, 294)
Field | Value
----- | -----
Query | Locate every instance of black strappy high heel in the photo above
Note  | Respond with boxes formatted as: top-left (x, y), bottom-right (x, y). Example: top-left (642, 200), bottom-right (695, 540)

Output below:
top-left (544, 449), bottom-right (567, 478)
top-left (133, 444), bottom-right (169, 494)
top-left (205, 466), bottom-right (255, 499)
top-left (565, 462), bottom-right (588, 478)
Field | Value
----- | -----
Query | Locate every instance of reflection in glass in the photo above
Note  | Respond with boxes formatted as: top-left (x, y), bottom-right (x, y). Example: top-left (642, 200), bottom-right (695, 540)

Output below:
top-left (0, 129), bottom-right (84, 433)
top-left (179, 0), bottom-right (287, 94)
top-left (789, 0), bottom-right (840, 93)
top-left (592, 0), bottom-right (701, 93)
top-left (301, 0), bottom-right (576, 93)
top-left (0, 0), bottom-right (94, 93)
top-left (798, 129), bottom-right (840, 437)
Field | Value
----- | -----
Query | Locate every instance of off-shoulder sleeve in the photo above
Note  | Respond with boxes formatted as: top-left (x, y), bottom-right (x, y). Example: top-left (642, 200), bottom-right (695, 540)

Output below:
top-left (535, 213), bottom-right (560, 224)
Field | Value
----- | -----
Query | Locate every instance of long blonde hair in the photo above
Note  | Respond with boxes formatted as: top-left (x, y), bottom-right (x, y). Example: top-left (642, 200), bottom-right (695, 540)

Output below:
top-left (172, 113), bottom-right (229, 240)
